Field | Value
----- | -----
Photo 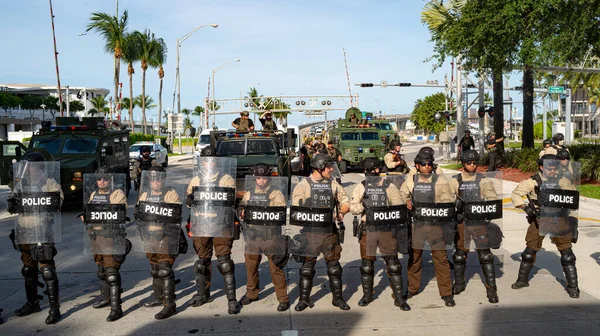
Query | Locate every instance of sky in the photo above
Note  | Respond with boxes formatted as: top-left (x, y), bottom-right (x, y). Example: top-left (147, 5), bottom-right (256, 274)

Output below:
top-left (0, 0), bottom-right (524, 128)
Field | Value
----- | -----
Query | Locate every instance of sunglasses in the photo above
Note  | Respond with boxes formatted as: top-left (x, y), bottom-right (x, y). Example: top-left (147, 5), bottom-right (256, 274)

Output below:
top-left (419, 162), bottom-right (433, 167)
top-left (464, 161), bottom-right (477, 165)
top-left (96, 177), bottom-right (110, 182)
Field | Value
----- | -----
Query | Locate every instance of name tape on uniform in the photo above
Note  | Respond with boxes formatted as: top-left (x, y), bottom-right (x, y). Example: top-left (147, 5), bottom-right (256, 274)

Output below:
top-left (16, 192), bottom-right (61, 213)
top-left (413, 203), bottom-right (456, 221)
top-left (464, 200), bottom-right (503, 221)
top-left (245, 205), bottom-right (287, 226)
top-left (192, 186), bottom-right (236, 207)
top-left (539, 188), bottom-right (580, 210)
top-left (137, 201), bottom-right (182, 223)
top-left (365, 205), bottom-right (407, 226)
top-left (85, 204), bottom-right (126, 224)
top-left (290, 206), bottom-right (333, 227)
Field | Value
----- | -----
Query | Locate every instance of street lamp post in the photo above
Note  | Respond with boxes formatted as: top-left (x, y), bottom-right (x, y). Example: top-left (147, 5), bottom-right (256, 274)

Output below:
top-left (40, 104), bottom-right (46, 121)
top-left (211, 58), bottom-right (240, 127)
top-left (175, 24), bottom-right (218, 116)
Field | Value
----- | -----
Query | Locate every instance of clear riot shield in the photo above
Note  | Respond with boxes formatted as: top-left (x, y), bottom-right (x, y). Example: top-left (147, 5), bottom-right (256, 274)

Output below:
top-left (83, 173), bottom-right (128, 255)
top-left (12, 161), bottom-right (62, 244)
top-left (364, 176), bottom-right (408, 256)
top-left (460, 172), bottom-right (504, 250)
top-left (134, 170), bottom-right (184, 254)
top-left (411, 173), bottom-right (456, 250)
top-left (539, 160), bottom-right (580, 239)
top-left (288, 176), bottom-right (336, 258)
top-left (190, 157), bottom-right (237, 238)
top-left (242, 176), bottom-right (288, 256)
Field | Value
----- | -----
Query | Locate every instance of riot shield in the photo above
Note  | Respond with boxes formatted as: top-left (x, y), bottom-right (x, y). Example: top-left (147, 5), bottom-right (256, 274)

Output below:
top-left (539, 160), bottom-right (580, 239)
top-left (190, 157), bottom-right (237, 238)
top-left (12, 161), bottom-right (62, 244)
top-left (411, 173), bottom-right (456, 250)
top-left (134, 170), bottom-right (184, 254)
top-left (242, 176), bottom-right (288, 256)
top-left (83, 173), bottom-right (128, 255)
top-left (460, 172), bottom-right (504, 250)
top-left (364, 176), bottom-right (408, 256)
top-left (288, 176), bottom-right (336, 258)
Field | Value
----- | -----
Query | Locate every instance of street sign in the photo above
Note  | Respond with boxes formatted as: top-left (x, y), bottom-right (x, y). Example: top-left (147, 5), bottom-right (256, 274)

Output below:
top-left (167, 113), bottom-right (183, 133)
top-left (548, 86), bottom-right (565, 94)
top-left (381, 80), bottom-right (388, 88)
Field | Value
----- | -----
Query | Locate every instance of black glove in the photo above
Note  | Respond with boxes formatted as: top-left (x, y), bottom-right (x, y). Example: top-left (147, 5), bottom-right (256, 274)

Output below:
top-left (7, 194), bottom-right (20, 215)
top-left (186, 194), bottom-right (193, 207)
top-left (455, 198), bottom-right (464, 211)
top-left (524, 206), bottom-right (538, 219)
top-left (337, 221), bottom-right (346, 244)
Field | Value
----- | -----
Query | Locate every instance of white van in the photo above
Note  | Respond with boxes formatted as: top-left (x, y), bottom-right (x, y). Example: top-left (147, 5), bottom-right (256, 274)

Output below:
top-left (278, 124), bottom-right (301, 173)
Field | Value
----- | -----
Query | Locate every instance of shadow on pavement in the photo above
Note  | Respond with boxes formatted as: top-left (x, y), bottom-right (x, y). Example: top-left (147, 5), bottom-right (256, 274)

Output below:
top-left (510, 249), bottom-right (567, 288)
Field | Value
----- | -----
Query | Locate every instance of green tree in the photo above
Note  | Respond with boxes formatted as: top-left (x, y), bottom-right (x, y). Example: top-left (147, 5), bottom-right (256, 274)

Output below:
top-left (21, 95), bottom-right (43, 118)
top-left (132, 29), bottom-right (161, 134)
top-left (410, 92), bottom-right (449, 135)
top-left (0, 92), bottom-right (22, 115)
top-left (90, 96), bottom-right (108, 116)
top-left (41, 96), bottom-right (59, 117)
top-left (88, 108), bottom-right (98, 116)
top-left (86, 10), bottom-right (129, 119)
top-left (192, 105), bottom-right (204, 131)
top-left (183, 116), bottom-right (194, 134)
top-left (246, 87), bottom-right (262, 110)
top-left (134, 94), bottom-right (156, 111)
top-left (121, 32), bottom-right (140, 130)
top-left (69, 100), bottom-right (85, 113)
top-left (149, 37), bottom-right (167, 136)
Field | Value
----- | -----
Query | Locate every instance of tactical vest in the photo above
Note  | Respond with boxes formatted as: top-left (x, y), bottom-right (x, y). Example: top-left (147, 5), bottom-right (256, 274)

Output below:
top-left (248, 186), bottom-right (273, 206)
top-left (90, 190), bottom-right (113, 204)
top-left (307, 178), bottom-right (334, 209)
top-left (238, 118), bottom-right (250, 131)
top-left (263, 119), bottom-right (276, 130)
top-left (454, 173), bottom-right (482, 200)
top-left (413, 174), bottom-right (438, 202)
top-left (139, 158), bottom-right (154, 171)
top-left (363, 180), bottom-right (388, 207)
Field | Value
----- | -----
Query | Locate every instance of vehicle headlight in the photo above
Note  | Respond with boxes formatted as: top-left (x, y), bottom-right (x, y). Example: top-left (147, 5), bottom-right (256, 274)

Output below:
top-left (271, 166), bottom-right (279, 176)
top-left (344, 149), bottom-right (351, 155)
top-left (72, 172), bottom-right (83, 182)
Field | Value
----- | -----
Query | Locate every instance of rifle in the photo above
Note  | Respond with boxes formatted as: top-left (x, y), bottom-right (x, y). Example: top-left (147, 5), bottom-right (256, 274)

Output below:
top-left (525, 195), bottom-right (540, 224)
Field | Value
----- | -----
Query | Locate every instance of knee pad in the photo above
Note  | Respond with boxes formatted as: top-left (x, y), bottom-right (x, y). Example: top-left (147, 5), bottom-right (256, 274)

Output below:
top-left (477, 249), bottom-right (495, 264)
top-left (453, 249), bottom-right (467, 265)
top-left (97, 265), bottom-right (106, 280)
top-left (194, 258), bottom-right (211, 276)
top-left (522, 247), bottom-right (537, 264)
top-left (216, 255), bottom-right (234, 275)
top-left (560, 248), bottom-right (576, 265)
top-left (326, 260), bottom-right (342, 278)
top-left (386, 258), bottom-right (402, 276)
top-left (359, 259), bottom-right (374, 276)
top-left (21, 265), bottom-right (38, 279)
top-left (150, 264), bottom-right (159, 278)
top-left (104, 267), bottom-right (121, 285)
top-left (300, 262), bottom-right (316, 278)
top-left (156, 262), bottom-right (174, 279)
top-left (40, 265), bottom-right (57, 282)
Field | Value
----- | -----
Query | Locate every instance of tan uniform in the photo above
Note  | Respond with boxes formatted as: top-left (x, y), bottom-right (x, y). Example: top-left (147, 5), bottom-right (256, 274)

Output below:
top-left (138, 189), bottom-right (182, 265)
top-left (291, 177), bottom-right (349, 262)
top-left (399, 173), bottom-right (454, 296)
top-left (18, 178), bottom-right (64, 268)
top-left (384, 152), bottom-right (408, 175)
top-left (350, 180), bottom-right (403, 260)
top-left (131, 158), bottom-right (159, 180)
top-left (239, 185), bottom-right (288, 303)
top-left (511, 174), bottom-right (575, 251)
top-left (87, 189), bottom-right (127, 269)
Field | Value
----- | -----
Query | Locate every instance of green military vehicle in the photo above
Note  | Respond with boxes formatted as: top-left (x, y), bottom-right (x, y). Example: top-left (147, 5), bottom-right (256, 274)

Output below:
top-left (357, 111), bottom-right (398, 147)
top-left (328, 107), bottom-right (387, 173)
top-left (0, 117), bottom-right (131, 204)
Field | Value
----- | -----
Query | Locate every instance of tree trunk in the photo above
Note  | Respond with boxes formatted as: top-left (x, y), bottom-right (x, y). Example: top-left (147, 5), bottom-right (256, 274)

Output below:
top-left (522, 66), bottom-right (535, 148)
top-left (492, 69), bottom-right (505, 154)
top-left (129, 66), bottom-right (134, 132)
top-left (114, 56), bottom-right (119, 120)
top-left (142, 69), bottom-right (147, 135)
top-left (158, 66), bottom-right (164, 137)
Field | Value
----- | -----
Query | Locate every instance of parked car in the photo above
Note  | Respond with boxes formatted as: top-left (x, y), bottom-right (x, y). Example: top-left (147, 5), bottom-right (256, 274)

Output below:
top-left (129, 141), bottom-right (168, 168)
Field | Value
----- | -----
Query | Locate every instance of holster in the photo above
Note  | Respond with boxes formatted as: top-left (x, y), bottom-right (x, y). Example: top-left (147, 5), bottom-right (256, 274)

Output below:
top-left (337, 221), bottom-right (345, 244)
top-left (233, 223), bottom-right (241, 240)
top-left (9, 229), bottom-right (20, 251)
top-left (113, 238), bottom-right (132, 264)
top-left (32, 243), bottom-right (57, 261)
top-left (178, 228), bottom-right (189, 254)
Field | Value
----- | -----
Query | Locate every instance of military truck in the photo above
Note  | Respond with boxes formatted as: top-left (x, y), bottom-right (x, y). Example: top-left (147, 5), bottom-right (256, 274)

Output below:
top-left (328, 107), bottom-right (387, 173)
top-left (0, 117), bottom-right (131, 204)
top-left (357, 111), bottom-right (398, 147)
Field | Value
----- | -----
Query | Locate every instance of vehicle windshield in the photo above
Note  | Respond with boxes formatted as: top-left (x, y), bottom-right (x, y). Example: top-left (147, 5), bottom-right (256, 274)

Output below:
top-left (62, 138), bottom-right (99, 154)
top-left (217, 140), bottom-right (245, 156)
top-left (200, 135), bottom-right (210, 144)
top-left (361, 132), bottom-right (379, 140)
top-left (247, 139), bottom-right (276, 155)
top-left (129, 145), bottom-right (148, 152)
top-left (31, 138), bottom-right (62, 154)
top-left (375, 123), bottom-right (392, 130)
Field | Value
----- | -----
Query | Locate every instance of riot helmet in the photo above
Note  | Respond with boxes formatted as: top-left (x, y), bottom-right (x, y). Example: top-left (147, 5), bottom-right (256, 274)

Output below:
top-left (95, 166), bottom-right (113, 192)
top-left (543, 138), bottom-right (553, 148)
top-left (310, 153), bottom-right (334, 170)
top-left (140, 146), bottom-right (151, 158)
top-left (362, 157), bottom-right (382, 176)
top-left (460, 150), bottom-right (480, 163)
top-left (557, 149), bottom-right (570, 161)
top-left (201, 146), bottom-right (217, 157)
top-left (22, 151), bottom-right (46, 163)
top-left (414, 152), bottom-right (434, 174)
top-left (419, 146), bottom-right (435, 156)
top-left (552, 133), bottom-right (565, 146)
top-left (389, 140), bottom-right (402, 151)
top-left (253, 163), bottom-right (271, 177)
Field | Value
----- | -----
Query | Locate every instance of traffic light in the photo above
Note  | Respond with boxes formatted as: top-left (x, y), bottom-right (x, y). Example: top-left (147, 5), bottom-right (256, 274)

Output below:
top-left (398, 83), bottom-right (412, 87)
top-left (478, 106), bottom-right (486, 118)
top-left (189, 127), bottom-right (197, 138)
top-left (444, 111), bottom-right (451, 121)
top-left (487, 106), bottom-right (495, 118)
top-left (359, 83), bottom-right (374, 87)
top-left (478, 106), bottom-right (495, 118)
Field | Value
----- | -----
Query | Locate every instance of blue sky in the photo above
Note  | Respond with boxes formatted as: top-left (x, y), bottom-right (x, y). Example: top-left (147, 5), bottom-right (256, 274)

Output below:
top-left (0, 0), bottom-right (522, 128)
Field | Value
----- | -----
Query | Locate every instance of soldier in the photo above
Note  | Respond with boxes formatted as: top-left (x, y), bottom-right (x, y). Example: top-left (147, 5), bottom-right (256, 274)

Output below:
top-left (511, 154), bottom-right (581, 298)
top-left (326, 141), bottom-right (342, 164)
top-left (557, 149), bottom-right (573, 179)
top-left (449, 150), bottom-right (503, 303)
top-left (289, 153), bottom-right (351, 311)
top-left (7, 152), bottom-right (63, 324)
top-left (132, 146), bottom-right (159, 190)
top-left (458, 130), bottom-right (475, 159)
top-left (486, 132), bottom-right (503, 172)
top-left (186, 146), bottom-right (241, 314)
top-left (552, 132), bottom-right (567, 150)
top-left (400, 152), bottom-right (456, 307)
top-left (259, 111), bottom-right (277, 131)
top-left (238, 164), bottom-right (290, 311)
top-left (135, 166), bottom-right (186, 319)
top-left (349, 158), bottom-right (411, 310)
top-left (349, 113), bottom-right (359, 125)
top-left (384, 140), bottom-right (409, 175)
top-left (232, 110), bottom-right (255, 132)
top-left (81, 167), bottom-right (129, 321)
top-left (539, 139), bottom-right (555, 158)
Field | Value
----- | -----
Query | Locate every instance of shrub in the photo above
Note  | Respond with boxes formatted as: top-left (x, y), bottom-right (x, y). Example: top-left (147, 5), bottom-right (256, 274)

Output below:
top-left (533, 121), bottom-right (552, 140)
top-left (574, 130), bottom-right (582, 138)
top-left (130, 133), bottom-right (155, 142)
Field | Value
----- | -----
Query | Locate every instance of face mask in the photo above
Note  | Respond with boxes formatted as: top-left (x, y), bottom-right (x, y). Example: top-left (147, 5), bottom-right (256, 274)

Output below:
top-left (559, 140), bottom-right (565, 146)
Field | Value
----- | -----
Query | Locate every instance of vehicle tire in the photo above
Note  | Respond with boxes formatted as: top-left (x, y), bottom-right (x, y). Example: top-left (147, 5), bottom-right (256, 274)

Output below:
top-left (340, 160), bottom-right (347, 174)
top-left (163, 155), bottom-right (168, 167)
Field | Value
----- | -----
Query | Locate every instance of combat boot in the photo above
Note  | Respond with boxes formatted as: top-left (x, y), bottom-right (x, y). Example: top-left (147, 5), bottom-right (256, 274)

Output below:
top-left (327, 261), bottom-right (350, 311)
top-left (295, 262), bottom-right (315, 312)
top-left (14, 265), bottom-right (41, 317)
top-left (105, 267), bottom-right (123, 322)
top-left (189, 259), bottom-right (212, 307)
top-left (93, 267), bottom-right (110, 309)
top-left (512, 247), bottom-right (536, 289)
top-left (479, 250), bottom-right (499, 303)
top-left (144, 265), bottom-right (163, 308)
top-left (41, 266), bottom-right (61, 325)
top-left (357, 259), bottom-right (374, 307)
top-left (155, 263), bottom-right (177, 320)
top-left (387, 258), bottom-right (410, 311)
top-left (560, 248), bottom-right (580, 299)
top-left (217, 255), bottom-right (240, 315)
top-left (452, 250), bottom-right (467, 295)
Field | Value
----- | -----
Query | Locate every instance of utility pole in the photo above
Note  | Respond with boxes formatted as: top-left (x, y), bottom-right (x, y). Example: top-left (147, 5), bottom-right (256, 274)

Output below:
top-left (455, 56), bottom-right (464, 138)
top-left (48, 0), bottom-right (63, 117)
top-left (478, 75), bottom-right (485, 157)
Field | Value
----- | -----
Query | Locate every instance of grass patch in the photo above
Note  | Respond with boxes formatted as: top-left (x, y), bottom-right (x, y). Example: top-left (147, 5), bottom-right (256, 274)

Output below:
top-left (167, 153), bottom-right (185, 156)
top-left (441, 163), bottom-right (463, 170)
top-left (580, 185), bottom-right (600, 200)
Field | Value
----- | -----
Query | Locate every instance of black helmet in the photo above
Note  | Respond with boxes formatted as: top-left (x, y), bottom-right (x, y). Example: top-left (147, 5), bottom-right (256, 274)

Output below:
top-left (253, 163), bottom-right (271, 177)
top-left (389, 140), bottom-right (402, 148)
top-left (315, 143), bottom-right (327, 153)
top-left (552, 133), bottom-right (564, 144)
top-left (362, 157), bottom-right (382, 172)
top-left (22, 151), bottom-right (46, 162)
top-left (557, 149), bottom-right (570, 160)
top-left (419, 146), bottom-right (435, 156)
top-left (538, 154), bottom-right (559, 166)
top-left (310, 153), bottom-right (334, 170)
top-left (140, 146), bottom-right (151, 153)
top-left (461, 150), bottom-right (480, 163)
top-left (95, 166), bottom-right (113, 174)
top-left (148, 166), bottom-right (166, 173)
top-left (200, 146), bottom-right (217, 157)
top-left (414, 152), bottom-right (434, 164)
top-left (543, 138), bottom-right (553, 147)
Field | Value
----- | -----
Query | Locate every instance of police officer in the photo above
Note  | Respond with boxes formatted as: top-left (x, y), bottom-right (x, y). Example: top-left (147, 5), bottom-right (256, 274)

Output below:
top-left (186, 146), bottom-right (241, 314)
top-left (349, 158), bottom-right (411, 310)
top-left (384, 140), bottom-right (409, 175)
top-left (259, 111), bottom-right (277, 131)
top-left (449, 150), bottom-right (501, 303)
top-left (136, 166), bottom-right (185, 319)
top-left (557, 149), bottom-right (573, 179)
top-left (81, 167), bottom-right (129, 321)
top-left (8, 152), bottom-right (64, 324)
top-left (132, 146), bottom-right (159, 190)
top-left (539, 139), bottom-right (555, 158)
top-left (326, 141), bottom-right (342, 164)
top-left (290, 153), bottom-right (351, 311)
top-left (232, 110), bottom-right (255, 132)
top-left (510, 154), bottom-right (580, 298)
top-left (406, 147), bottom-right (444, 181)
top-left (486, 132), bottom-right (503, 172)
top-left (552, 132), bottom-right (567, 150)
top-left (400, 152), bottom-right (456, 307)
top-left (238, 164), bottom-right (290, 311)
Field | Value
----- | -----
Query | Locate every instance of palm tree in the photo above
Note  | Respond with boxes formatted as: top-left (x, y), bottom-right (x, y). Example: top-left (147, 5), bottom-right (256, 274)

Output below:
top-left (247, 87), bottom-right (262, 111)
top-left (183, 117), bottom-right (194, 135)
top-left (87, 11), bottom-right (129, 119)
top-left (121, 32), bottom-right (140, 130)
top-left (133, 29), bottom-right (161, 134)
top-left (134, 94), bottom-right (156, 110)
top-left (90, 96), bottom-right (108, 117)
top-left (149, 37), bottom-right (167, 136)
top-left (192, 105), bottom-right (204, 131)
